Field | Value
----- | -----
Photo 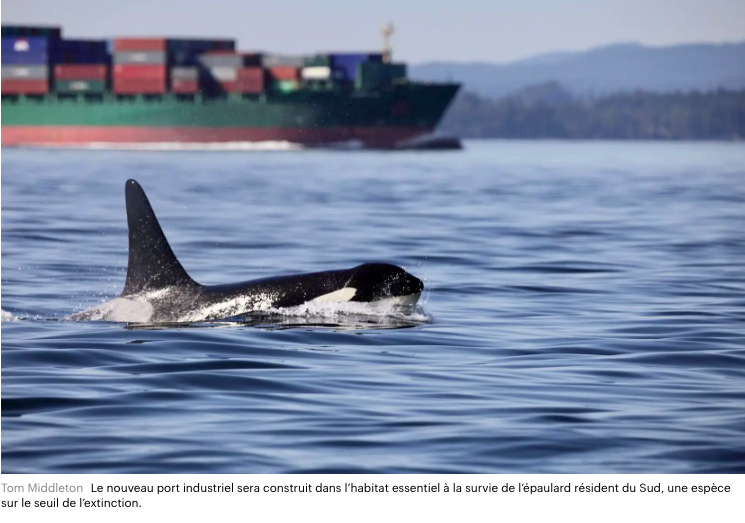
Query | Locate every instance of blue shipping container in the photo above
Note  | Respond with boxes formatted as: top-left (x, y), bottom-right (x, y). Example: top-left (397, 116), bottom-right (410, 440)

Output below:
top-left (53, 39), bottom-right (108, 55)
top-left (168, 39), bottom-right (236, 66)
top-left (50, 51), bottom-right (109, 64)
top-left (167, 39), bottom-right (234, 52)
top-left (47, 38), bottom-right (108, 64)
top-left (330, 53), bottom-right (383, 81)
top-left (1, 50), bottom-right (48, 64)
top-left (1, 36), bottom-right (49, 52)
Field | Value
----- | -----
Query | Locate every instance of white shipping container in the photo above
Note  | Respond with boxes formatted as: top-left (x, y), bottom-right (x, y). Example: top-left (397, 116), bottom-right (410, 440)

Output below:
top-left (68, 81), bottom-right (92, 91)
top-left (210, 66), bottom-right (237, 82)
top-left (301, 66), bottom-right (331, 80)
top-left (1, 65), bottom-right (48, 79)
top-left (113, 51), bottom-right (167, 64)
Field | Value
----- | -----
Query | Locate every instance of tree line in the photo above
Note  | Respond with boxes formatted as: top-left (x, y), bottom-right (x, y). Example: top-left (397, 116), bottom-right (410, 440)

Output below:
top-left (439, 86), bottom-right (745, 140)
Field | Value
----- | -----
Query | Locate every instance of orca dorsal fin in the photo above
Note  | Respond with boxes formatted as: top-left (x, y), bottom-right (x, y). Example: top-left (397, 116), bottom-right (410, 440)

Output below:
top-left (122, 179), bottom-right (198, 296)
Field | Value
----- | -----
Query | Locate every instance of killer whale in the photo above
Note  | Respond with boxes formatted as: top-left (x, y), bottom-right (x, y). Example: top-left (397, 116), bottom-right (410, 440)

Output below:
top-left (72, 179), bottom-right (423, 323)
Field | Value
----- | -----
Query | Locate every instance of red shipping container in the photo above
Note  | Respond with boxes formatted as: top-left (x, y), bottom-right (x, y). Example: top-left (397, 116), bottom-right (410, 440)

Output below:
top-left (113, 78), bottom-right (166, 94)
top-left (2, 79), bottom-right (49, 94)
top-left (113, 38), bottom-right (167, 52)
top-left (269, 66), bottom-right (300, 81)
top-left (171, 79), bottom-right (199, 93)
top-left (218, 80), bottom-right (240, 93)
top-left (114, 64), bottom-right (167, 79)
top-left (237, 67), bottom-right (265, 93)
top-left (55, 64), bottom-right (108, 80)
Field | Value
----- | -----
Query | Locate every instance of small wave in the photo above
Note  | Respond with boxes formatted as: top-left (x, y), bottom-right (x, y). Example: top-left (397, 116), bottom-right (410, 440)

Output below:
top-left (124, 300), bottom-right (431, 331)
top-left (321, 139), bottom-right (365, 150)
top-left (242, 299), bottom-right (432, 330)
top-left (1, 309), bottom-right (17, 321)
top-left (267, 298), bottom-right (429, 321)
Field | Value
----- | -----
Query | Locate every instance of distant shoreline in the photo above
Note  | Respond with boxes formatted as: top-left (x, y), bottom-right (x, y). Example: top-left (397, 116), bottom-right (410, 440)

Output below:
top-left (439, 87), bottom-right (745, 141)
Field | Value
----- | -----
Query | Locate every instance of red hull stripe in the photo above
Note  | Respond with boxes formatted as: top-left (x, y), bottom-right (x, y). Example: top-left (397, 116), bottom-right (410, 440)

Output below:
top-left (1, 126), bottom-right (431, 147)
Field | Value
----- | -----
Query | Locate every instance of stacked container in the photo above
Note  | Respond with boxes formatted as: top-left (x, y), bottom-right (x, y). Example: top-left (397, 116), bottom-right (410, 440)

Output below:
top-left (54, 64), bottom-right (108, 94)
top-left (52, 39), bottom-right (109, 94)
top-left (261, 54), bottom-right (304, 68)
top-left (300, 53), bottom-right (384, 86)
top-left (111, 38), bottom-right (239, 94)
top-left (112, 38), bottom-right (167, 94)
top-left (262, 56), bottom-right (302, 93)
top-left (168, 39), bottom-right (234, 66)
top-left (329, 53), bottom-right (383, 82)
top-left (268, 66), bottom-right (300, 92)
top-left (52, 39), bottom-right (108, 64)
top-left (170, 66), bottom-right (199, 93)
top-left (199, 52), bottom-right (265, 94)
top-left (355, 62), bottom-right (406, 90)
top-left (2, 36), bottom-right (50, 94)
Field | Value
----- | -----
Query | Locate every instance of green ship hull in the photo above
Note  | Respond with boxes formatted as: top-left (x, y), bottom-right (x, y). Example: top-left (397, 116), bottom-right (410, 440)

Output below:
top-left (2, 83), bottom-right (459, 148)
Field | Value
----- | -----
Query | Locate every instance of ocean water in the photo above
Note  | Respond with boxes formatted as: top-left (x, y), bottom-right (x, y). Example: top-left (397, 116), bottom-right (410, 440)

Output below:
top-left (2, 141), bottom-right (744, 473)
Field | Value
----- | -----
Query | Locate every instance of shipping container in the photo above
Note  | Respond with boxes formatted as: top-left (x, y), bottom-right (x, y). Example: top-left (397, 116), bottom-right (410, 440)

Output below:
top-left (355, 62), bottom-right (406, 90)
top-left (330, 53), bottom-right (383, 81)
top-left (54, 39), bottom-right (107, 55)
top-left (55, 79), bottom-right (107, 93)
top-left (113, 38), bottom-right (167, 52)
top-left (2, 65), bottom-right (48, 79)
top-left (168, 40), bottom-right (236, 66)
top-left (113, 77), bottom-right (166, 94)
top-left (54, 64), bottom-right (107, 80)
top-left (167, 38), bottom-right (234, 52)
top-left (198, 52), bottom-right (262, 68)
top-left (51, 51), bottom-right (109, 65)
top-left (240, 53), bottom-right (263, 67)
top-left (272, 80), bottom-right (299, 93)
top-left (212, 68), bottom-right (265, 94)
top-left (261, 54), bottom-right (305, 68)
top-left (304, 55), bottom-right (331, 67)
top-left (114, 51), bottom-right (167, 64)
top-left (1, 51), bottom-right (48, 64)
top-left (209, 66), bottom-right (238, 82)
top-left (301, 66), bottom-right (331, 80)
top-left (113, 64), bottom-right (167, 79)
top-left (50, 39), bottom-right (109, 65)
top-left (2, 79), bottom-right (49, 94)
top-left (170, 66), bottom-right (199, 81)
top-left (2, 36), bottom-right (50, 52)
top-left (269, 66), bottom-right (299, 81)
top-left (1, 25), bottom-right (61, 39)
top-left (171, 79), bottom-right (199, 93)
top-left (199, 53), bottom-right (242, 68)
top-left (236, 67), bottom-right (264, 93)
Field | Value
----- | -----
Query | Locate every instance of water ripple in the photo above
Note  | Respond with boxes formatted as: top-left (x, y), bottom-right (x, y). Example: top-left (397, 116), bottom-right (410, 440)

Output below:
top-left (2, 142), bottom-right (745, 473)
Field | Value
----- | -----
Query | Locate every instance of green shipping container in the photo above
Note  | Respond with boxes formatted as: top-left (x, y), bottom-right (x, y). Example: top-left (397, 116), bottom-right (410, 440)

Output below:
top-left (355, 63), bottom-right (407, 90)
top-left (303, 55), bottom-right (331, 67)
top-left (55, 80), bottom-right (107, 93)
top-left (272, 80), bottom-right (298, 93)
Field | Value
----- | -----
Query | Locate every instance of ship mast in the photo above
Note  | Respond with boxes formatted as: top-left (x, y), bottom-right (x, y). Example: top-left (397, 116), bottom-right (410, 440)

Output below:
top-left (381, 23), bottom-right (394, 63)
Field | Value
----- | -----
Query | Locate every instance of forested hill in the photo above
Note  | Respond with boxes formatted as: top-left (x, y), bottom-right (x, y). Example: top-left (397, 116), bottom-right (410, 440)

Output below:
top-left (440, 86), bottom-right (745, 140)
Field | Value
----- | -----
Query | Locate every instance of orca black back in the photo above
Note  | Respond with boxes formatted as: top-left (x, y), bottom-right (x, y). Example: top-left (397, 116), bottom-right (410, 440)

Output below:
top-left (71, 179), bottom-right (423, 322)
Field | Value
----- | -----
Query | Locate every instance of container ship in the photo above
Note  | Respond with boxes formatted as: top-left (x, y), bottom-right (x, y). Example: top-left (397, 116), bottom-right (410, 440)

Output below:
top-left (1, 24), bottom-right (460, 149)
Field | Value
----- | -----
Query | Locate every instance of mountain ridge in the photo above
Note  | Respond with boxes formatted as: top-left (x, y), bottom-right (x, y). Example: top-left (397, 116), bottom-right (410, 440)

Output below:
top-left (411, 42), bottom-right (745, 99)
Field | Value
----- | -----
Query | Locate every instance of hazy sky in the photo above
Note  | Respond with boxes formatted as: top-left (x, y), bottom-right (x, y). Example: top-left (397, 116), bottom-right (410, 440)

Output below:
top-left (4, 0), bottom-right (745, 63)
